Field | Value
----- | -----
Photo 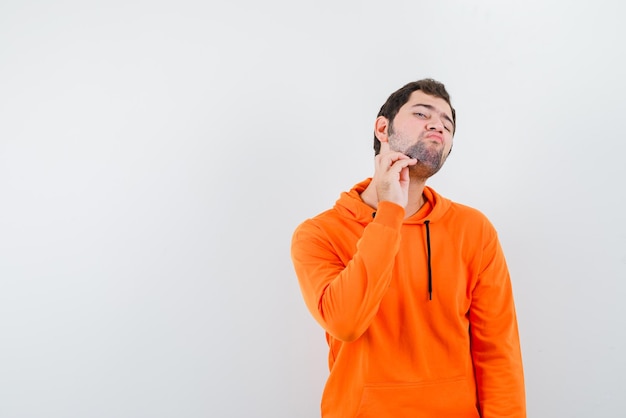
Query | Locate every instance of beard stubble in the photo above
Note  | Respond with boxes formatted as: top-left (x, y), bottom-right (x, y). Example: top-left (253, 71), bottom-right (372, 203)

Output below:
top-left (388, 131), bottom-right (446, 179)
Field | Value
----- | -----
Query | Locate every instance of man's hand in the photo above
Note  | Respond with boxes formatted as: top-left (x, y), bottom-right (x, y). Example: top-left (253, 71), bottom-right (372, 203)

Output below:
top-left (373, 142), bottom-right (417, 208)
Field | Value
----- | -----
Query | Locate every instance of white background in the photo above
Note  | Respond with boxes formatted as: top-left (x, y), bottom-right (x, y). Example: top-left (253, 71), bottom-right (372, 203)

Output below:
top-left (1, 1), bottom-right (625, 417)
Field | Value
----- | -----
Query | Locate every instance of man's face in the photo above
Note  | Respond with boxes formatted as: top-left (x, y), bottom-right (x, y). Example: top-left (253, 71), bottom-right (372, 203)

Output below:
top-left (387, 90), bottom-right (455, 178)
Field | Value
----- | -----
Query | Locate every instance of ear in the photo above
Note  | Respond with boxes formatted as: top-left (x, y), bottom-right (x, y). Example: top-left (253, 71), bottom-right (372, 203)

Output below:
top-left (374, 116), bottom-right (390, 144)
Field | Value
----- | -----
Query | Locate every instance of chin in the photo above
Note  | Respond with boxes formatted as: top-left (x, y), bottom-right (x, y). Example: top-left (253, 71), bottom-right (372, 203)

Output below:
top-left (410, 161), bottom-right (442, 178)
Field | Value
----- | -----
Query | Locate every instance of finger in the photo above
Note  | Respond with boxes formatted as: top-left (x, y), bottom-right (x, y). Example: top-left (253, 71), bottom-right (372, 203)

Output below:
top-left (399, 165), bottom-right (409, 183)
top-left (377, 154), bottom-right (417, 174)
top-left (379, 141), bottom-right (390, 154)
top-left (376, 151), bottom-right (415, 173)
top-left (386, 157), bottom-right (417, 174)
top-left (376, 152), bottom-right (405, 172)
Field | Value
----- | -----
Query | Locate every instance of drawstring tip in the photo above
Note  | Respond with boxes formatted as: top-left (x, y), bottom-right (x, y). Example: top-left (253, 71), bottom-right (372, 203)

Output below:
top-left (429, 292), bottom-right (432, 301)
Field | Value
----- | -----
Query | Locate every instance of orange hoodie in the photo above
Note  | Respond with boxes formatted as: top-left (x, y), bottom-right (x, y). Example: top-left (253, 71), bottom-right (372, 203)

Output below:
top-left (291, 179), bottom-right (525, 418)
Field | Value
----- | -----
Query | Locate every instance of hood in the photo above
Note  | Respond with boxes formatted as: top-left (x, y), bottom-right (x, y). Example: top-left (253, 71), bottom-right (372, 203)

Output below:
top-left (334, 178), bottom-right (452, 225)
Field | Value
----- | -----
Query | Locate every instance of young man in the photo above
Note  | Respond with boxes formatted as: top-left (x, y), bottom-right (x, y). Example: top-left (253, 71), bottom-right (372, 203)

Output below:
top-left (291, 79), bottom-right (526, 417)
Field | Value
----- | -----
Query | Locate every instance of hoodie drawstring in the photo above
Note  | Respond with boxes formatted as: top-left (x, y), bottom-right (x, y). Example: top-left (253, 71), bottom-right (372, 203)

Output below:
top-left (424, 220), bottom-right (433, 301)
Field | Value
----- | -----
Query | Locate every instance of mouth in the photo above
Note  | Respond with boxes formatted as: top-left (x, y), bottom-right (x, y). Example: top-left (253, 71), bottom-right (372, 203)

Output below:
top-left (424, 133), bottom-right (443, 143)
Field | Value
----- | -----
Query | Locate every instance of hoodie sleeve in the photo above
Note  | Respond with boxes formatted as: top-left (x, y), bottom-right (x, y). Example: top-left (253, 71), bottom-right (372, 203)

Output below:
top-left (291, 201), bottom-right (404, 342)
top-left (469, 225), bottom-right (526, 417)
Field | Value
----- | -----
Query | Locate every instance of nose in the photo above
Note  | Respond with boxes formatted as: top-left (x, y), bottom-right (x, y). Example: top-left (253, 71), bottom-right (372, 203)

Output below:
top-left (427, 119), bottom-right (444, 133)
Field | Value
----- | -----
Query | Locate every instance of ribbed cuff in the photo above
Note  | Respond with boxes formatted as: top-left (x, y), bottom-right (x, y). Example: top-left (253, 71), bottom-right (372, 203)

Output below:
top-left (373, 201), bottom-right (405, 228)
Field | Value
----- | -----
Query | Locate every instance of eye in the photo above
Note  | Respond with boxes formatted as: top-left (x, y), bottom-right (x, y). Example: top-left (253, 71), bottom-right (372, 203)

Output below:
top-left (414, 112), bottom-right (427, 118)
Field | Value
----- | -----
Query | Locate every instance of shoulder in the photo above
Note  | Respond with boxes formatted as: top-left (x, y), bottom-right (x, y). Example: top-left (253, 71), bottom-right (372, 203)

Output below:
top-left (448, 200), bottom-right (490, 221)
top-left (292, 208), bottom-right (342, 241)
top-left (442, 199), bottom-right (499, 238)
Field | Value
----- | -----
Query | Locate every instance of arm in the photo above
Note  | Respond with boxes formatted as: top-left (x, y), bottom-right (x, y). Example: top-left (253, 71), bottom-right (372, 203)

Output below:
top-left (469, 228), bottom-right (526, 417)
top-left (291, 201), bottom-right (404, 342)
top-left (291, 141), bottom-right (416, 342)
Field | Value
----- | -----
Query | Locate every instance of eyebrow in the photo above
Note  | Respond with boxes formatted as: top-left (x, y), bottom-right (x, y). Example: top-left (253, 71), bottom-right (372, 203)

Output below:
top-left (411, 103), bottom-right (455, 128)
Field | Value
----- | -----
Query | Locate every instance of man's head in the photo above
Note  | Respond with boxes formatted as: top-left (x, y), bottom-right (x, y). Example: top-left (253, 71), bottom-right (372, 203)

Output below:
top-left (373, 79), bottom-right (456, 179)
top-left (373, 78), bottom-right (456, 155)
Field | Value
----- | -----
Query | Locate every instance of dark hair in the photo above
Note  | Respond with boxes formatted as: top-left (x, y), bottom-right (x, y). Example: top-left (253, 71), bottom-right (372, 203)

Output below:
top-left (373, 78), bottom-right (456, 155)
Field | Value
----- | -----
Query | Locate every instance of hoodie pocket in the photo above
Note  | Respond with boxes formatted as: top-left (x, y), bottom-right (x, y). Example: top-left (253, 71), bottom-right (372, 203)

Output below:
top-left (354, 376), bottom-right (479, 418)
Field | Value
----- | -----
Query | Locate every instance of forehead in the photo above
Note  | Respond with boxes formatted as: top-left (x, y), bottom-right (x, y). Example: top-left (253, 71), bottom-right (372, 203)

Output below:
top-left (402, 90), bottom-right (453, 118)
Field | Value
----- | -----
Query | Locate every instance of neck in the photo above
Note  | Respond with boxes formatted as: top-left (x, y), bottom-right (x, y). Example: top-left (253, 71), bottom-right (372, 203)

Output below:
top-left (404, 177), bottom-right (428, 217)
top-left (361, 176), bottom-right (427, 219)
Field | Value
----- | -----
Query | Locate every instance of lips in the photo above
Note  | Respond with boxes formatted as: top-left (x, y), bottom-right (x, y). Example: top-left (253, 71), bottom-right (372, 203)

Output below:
top-left (424, 133), bottom-right (443, 143)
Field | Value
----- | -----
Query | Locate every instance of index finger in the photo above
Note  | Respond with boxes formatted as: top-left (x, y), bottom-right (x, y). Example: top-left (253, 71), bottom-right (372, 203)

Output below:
top-left (379, 140), bottom-right (391, 154)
